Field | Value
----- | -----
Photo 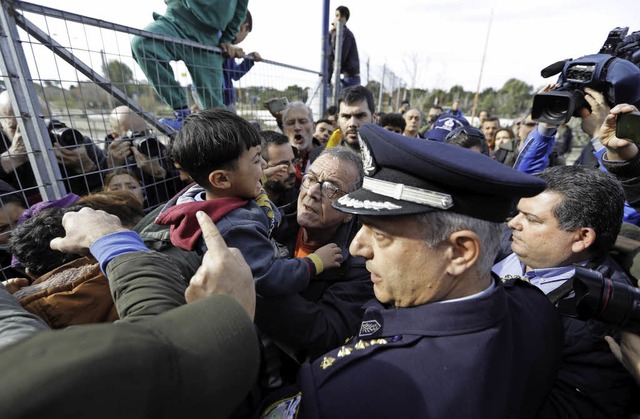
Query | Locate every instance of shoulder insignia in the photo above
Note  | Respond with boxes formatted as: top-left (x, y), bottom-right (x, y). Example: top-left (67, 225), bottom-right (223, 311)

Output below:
top-left (261, 392), bottom-right (301, 419)
top-left (337, 346), bottom-right (353, 358)
top-left (359, 319), bottom-right (381, 337)
top-left (354, 340), bottom-right (371, 350)
top-left (320, 356), bottom-right (336, 369)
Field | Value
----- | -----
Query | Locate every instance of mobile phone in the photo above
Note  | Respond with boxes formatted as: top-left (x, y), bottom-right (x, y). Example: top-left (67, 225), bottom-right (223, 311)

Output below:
top-left (616, 112), bottom-right (640, 145)
top-left (268, 97), bottom-right (289, 114)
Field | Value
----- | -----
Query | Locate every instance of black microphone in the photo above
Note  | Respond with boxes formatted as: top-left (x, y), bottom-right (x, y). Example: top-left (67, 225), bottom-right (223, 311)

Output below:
top-left (541, 59), bottom-right (571, 78)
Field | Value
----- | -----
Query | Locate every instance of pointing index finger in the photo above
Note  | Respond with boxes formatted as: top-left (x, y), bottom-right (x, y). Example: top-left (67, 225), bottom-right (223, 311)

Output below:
top-left (197, 211), bottom-right (227, 252)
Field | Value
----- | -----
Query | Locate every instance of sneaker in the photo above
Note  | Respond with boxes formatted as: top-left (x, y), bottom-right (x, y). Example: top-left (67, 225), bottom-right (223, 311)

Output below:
top-left (159, 108), bottom-right (191, 131)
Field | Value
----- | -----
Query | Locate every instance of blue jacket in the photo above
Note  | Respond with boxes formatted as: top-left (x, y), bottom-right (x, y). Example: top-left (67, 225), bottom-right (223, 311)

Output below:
top-left (513, 126), bottom-right (556, 174)
top-left (262, 278), bottom-right (564, 418)
top-left (157, 184), bottom-right (320, 297)
top-left (223, 56), bottom-right (254, 106)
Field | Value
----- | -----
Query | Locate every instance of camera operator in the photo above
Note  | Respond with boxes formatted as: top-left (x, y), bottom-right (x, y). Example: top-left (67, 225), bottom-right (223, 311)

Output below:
top-left (511, 84), bottom-right (560, 175)
top-left (0, 91), bottom-right (106, 203)
top-left (106, 106), bottom-right (184, 209)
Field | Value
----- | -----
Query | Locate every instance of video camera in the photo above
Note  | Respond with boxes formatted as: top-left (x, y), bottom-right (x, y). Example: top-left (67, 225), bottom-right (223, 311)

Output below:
top-left (45, 118), bottom-right (84, 148)
top-left (121, 130), bottom-right (166, 158)
top-left (558, 266), bottom-right (640, 334)
top-left (532, 27), bottom-right (640, 125)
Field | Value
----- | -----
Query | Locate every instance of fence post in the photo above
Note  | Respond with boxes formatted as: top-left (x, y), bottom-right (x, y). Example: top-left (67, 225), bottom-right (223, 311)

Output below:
top-left (332, 20), bottom-right (344, 107)
top-left (320, 0), bottom-right (330, 117)
top-left (0, 0), bottom-right (66, 200)
top-left (377, 64), bottom-right (385, 113)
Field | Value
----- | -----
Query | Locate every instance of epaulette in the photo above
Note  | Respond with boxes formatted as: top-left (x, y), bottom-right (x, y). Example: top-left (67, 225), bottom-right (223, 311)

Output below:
top-left (310, 334), bottom-right (413, 385)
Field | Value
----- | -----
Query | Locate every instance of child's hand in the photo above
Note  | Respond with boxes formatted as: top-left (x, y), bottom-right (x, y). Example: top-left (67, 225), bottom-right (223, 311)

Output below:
top-left (313, 243), bottom-right (343, 271)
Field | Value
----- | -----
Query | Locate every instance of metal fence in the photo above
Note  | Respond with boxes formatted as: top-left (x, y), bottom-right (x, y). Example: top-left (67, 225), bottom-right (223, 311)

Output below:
top-left (0, 0), bottom-right (323, 280)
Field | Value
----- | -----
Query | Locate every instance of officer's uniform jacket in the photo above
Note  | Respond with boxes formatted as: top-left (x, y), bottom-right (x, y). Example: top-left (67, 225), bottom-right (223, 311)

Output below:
top-left (263, 278), bottom-right (564, 419)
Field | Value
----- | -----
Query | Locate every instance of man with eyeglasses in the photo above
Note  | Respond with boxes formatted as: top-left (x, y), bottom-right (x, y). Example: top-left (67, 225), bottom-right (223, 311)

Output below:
top-left (261, 146), bottom-right (373, 381)
top-left (257, 124), bottom-right (563, 418)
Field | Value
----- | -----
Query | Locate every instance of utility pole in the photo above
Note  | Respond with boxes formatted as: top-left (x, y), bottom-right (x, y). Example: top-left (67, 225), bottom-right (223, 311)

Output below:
top-left (471, 5), bottom-right (494, 121)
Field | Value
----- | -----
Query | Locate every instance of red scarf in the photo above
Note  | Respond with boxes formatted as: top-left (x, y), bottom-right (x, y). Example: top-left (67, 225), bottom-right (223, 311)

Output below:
top-left (155, 197), bottom-right (248, 251)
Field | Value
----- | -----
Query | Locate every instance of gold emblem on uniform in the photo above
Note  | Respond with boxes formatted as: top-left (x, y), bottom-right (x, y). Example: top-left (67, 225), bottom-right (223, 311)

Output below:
top-left (370, 338), bottom-right (388, 345)
top-left (354, 340), bottom-right (370, 350)
top-left (337, 346), bottom-right (353, 358)
top-left (320, 356), bottom-right (336, 369)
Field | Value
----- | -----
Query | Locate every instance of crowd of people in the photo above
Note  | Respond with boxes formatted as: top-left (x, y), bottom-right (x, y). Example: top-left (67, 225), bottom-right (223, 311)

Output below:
top-left (3, 2), bottom-right (640, 418)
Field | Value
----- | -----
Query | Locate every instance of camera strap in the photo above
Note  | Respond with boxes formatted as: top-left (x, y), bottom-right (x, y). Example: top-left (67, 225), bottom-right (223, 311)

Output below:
top-left (548, 278), bottom-right (575, 305)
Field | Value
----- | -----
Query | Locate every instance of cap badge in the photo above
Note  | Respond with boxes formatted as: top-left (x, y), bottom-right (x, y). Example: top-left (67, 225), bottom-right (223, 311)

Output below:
top-left (359, 132), bottom-right (376, 176)
top-left (444, 118), bottom-right (455, 128)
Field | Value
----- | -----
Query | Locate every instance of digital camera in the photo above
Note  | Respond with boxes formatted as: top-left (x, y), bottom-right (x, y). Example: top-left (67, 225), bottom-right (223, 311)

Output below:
top-left (560, 266), bottom-right (640, 334)
top-left (122, 130), bottom-right (165, 158)
top-left (45, 118), bottom-right (84, 148)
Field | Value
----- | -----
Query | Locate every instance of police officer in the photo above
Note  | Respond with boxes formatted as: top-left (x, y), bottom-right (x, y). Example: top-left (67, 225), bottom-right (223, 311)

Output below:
top-left (261, 124), bottom-right (565, 418)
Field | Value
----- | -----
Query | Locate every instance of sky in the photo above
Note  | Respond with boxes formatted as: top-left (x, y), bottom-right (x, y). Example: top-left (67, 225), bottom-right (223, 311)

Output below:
top-left (23, 0), bottom-right (640, 93)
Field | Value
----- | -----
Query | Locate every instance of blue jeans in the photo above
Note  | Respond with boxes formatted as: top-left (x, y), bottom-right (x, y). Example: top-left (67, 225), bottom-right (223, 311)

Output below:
top-left (341, 75), bottom-right (361, 88)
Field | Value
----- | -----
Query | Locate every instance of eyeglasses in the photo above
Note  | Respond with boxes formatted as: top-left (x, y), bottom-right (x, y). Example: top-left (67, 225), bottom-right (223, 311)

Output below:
top-left (301, 173), bottom-right (346, 200)
top-left (523, 122), bottom-right (538, 127)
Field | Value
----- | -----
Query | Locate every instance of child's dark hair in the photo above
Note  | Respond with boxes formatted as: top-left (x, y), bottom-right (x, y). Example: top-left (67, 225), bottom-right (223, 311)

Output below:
top-left (171, 108), bottom-right (261, 191)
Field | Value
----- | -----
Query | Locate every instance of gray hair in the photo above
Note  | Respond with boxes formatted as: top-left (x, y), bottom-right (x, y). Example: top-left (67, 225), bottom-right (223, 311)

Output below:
top-left (417, 211), bottom-right (503, 275)
top-left (281, 101), bottom-right (314, 125)
top-left (317, 146), bottom-right (364, 191)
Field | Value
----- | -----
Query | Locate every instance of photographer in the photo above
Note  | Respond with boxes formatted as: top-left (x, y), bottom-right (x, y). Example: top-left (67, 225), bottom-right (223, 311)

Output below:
top-left (0, 91), bottom-right (106, 203)
top-left (512, 85), bottom-right (559, 174)
top-left (106, 106), bottom-right (184, 209)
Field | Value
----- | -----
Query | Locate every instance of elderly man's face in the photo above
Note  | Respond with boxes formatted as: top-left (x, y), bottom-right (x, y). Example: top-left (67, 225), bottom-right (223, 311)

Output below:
top-left (349, 215), bottom-right (451, 307)
top-left (403, 109), bottom-right (422, 133)
top-left (297, 153), bottom-right (356, 231)
top-left (283, 107), bottom-right (314, 154)
top-left (338, 99), bottom-right (372, 147)
top-left (508, 191), bottom-right (582, 269)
